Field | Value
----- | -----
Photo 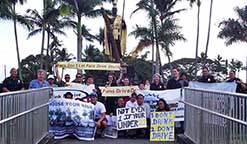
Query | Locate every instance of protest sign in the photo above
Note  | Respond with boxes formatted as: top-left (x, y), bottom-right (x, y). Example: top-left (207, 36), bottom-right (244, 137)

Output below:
top-left (103, 115), bottom-right (118, 139)
top-left (49, 99), bottom-right (96, 141)
top-left (150, 112), bottom-right (175, 141)
top-left (99, 86), bottom-right (139, 97)
top-left (57, 61), bottom-right (121, 71)
top-left (53, 87), bottom-right (88, 99)
top-left (117, 107), bottom-right (147, 130)
top-left (136, 89), bottom-right (184, 121)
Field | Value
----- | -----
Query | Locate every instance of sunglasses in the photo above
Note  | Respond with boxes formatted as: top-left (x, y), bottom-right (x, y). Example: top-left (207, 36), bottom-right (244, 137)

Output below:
top-left (76, 76), bottom-right (82, 78)
top-left (65, 77), bottom-right (70, 79)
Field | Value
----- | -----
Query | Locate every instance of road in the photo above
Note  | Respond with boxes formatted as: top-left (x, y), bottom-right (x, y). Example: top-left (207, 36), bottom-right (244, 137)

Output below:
top-left (49, 137), bottom-right (178, 144)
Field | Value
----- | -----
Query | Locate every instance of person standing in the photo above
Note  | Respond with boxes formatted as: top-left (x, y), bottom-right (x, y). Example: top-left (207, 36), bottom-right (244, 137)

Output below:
top-left (156, 99), bottom-right (170, 112)
top-left (198, 67), bottom-right (216, 83)
top-left (29, 69), bottom-right (49, 89)
top-left (2, 68), bottom-right (24, 92)
top-left (167, 68), bottom-right (182, 89)
top-left (179, 72), bottom-right (189, 87)
top-left (104, 74), bottom-right (118, 115)
top-left (47, 75), bottom-right (58, 87)
top-left (150, 73), bottom-right (166, 90)
top-left (226, 70), bottom-right (246, 93)
top-left (72, 73), bottom-right (85, 84)
top-left (136, 94), bottom-right (151, 138)
top-left (125, 92), bottom-right (138, 108)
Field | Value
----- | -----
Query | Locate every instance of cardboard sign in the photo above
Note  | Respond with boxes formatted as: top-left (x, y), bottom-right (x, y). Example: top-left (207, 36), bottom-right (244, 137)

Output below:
top-left (117, 107), bottom-right (147, 130)
top-left (150, 112), bottom-right (175, 141)
top-left (99, 86), bottom-right (139, 97)
top-left (103, 115), bottom-right (118, 139)
top-left (49, 99), bottom-right (96, 141)
top-left (57, 61), bottom-right (121, 71)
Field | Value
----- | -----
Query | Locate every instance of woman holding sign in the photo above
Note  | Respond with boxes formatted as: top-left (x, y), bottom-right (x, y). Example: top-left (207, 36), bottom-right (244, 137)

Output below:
top-left (156, 99), bottom-right (170, 112)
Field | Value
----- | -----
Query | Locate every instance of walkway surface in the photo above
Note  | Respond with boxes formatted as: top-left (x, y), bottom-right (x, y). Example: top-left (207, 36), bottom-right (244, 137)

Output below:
top-left (49, 137), bottom-right (178, 144)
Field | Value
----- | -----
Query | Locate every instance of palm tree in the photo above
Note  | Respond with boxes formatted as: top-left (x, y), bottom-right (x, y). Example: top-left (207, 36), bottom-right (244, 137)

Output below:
top-left (132, 0), bottom-right (185, 74)
top-left (187, 0), bottom-right (201, 79)
top-left (204, 0), bottom-right (214, 65)
top-left (0, 0), bottom-right (31, 81)
top-left (26, 2), bottom-right (71, 70)
top-left (60, 0), bottom-right (103, 70)
top-left (82, 44), bottom-right (104, 62)
top-left (218, 6), bottom-right (247, 46)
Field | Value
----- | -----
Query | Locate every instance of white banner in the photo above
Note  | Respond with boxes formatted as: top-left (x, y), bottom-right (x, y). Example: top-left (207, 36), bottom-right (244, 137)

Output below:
top-left (136, 89), bottom-right (184, 122)
top-left (189, 82), bottom-right (237, 92)
top-left (49, 99), bottom-right (96, 141)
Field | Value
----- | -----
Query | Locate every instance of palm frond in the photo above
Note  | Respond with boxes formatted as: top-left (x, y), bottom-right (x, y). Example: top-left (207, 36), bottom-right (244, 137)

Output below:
top-left (27, 28), bottom-right (42, 39)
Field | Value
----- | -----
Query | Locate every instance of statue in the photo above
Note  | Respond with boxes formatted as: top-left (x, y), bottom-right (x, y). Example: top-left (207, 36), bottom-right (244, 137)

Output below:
top-left (101, 0), bottom-right (127, 62)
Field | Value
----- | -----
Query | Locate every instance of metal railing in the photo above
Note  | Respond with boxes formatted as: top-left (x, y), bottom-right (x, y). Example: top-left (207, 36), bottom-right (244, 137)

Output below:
top-left (182, 88), bottom-right (247, 144)
top-left (0, 88), bottom-right (53, 144)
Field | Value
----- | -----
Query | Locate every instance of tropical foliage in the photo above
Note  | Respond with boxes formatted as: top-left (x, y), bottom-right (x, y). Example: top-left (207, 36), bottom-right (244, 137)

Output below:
top-left (218, 6), bottom-right (247, 46)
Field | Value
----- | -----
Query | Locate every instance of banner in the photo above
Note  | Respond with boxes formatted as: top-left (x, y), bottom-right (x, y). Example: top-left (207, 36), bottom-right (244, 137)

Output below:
top-left (189, 82), bottom-right (237, 92)
top-left (53, 87), bottom-right (88, 99)
top-left (57, 61), bottom-right (121, 71)
top-left (49, 99), bottom-right (96, 141)
top-left (103, 115), bottom-right (118, 138)
top-left (136, 89), bottom-right (184, 121)
top-left (117, 107), bottom-right (147, 130)
top-left (150, 112), bottom-right (175, 141)
top-left (99, 86), bottom-right (139, 97)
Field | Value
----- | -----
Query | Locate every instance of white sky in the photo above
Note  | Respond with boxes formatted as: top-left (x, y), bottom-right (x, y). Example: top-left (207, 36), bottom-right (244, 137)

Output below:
top-left (0, 0), bottom-right (247, 81)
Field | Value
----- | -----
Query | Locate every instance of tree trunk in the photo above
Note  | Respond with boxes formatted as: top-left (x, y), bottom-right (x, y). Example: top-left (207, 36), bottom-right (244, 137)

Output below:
top-left (204, 0), bottom-right (213, 65)
top-left (46, 28), bottom-right (50, 56)
top-left (13, 4), bottom-right (23, 81)
top-left (151, 18), bottom-right (155, 76)
top-left (40, 0), bottom-right (47, 69)
top-left (77, 13), bottom-right (83, 73)
top-left (40, 29), bottom-right (45, 69)
top-left (45, 29), bottom-right (50, 72)
top-left (194, 0), bottom-right (201, 80)
top-left (151, 0), bottom-right (160, 74)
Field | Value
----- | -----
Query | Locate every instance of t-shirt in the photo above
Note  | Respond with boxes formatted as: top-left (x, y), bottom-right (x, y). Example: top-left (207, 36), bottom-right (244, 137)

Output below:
top-left (29, 79), bottom-right (49, 89)
top-left (167, 77), bottom-right (181, 89)
top-left (94, 101), bottom-right (106, 119)
top-left (2, 77), bottom-right (23, 91)
top-left (126, 100), bottom-right (138, 108)
top-left (138, 103), bottom-right (151, 118)
top-left (198, 75), bottom-right (216, 83)
top-left (226, 78), bottom-right (246, 93)
top-left (150, 82), bottom-right (166, 90)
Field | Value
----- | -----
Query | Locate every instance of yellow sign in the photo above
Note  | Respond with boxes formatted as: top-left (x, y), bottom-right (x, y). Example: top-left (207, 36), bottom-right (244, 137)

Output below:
top-left (57, 62), bottom-right (121, 71)
top-left (150, 112), bottom-right (175, 141)
top-left (99, 86), bottom-right (139, 97)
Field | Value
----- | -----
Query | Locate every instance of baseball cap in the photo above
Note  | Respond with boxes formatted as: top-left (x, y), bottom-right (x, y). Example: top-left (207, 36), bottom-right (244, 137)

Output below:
top-left (47, 75), bottom-right (55, 80)
top-left (89, 92), bottom-right (98, 97)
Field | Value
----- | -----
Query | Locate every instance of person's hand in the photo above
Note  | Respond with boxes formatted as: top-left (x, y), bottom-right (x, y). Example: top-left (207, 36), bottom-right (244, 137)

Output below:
top-left (93, 89), bottom-right (97, 92)
top-left (96, 121), bottom-right (101, 127)
top-left (236, 80), bottom-right (241, 84)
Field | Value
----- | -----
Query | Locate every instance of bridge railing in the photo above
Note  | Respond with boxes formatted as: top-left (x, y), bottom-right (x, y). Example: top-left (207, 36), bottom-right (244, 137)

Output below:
top-left (0, 88), bottom-right (53, 144)
top-left (182, 88), bottom-right (247, 144)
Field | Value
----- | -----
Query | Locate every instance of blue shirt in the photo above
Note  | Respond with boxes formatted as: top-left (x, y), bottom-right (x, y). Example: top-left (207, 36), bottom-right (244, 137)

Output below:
top-left (29, 79), bottom-right (49, 89)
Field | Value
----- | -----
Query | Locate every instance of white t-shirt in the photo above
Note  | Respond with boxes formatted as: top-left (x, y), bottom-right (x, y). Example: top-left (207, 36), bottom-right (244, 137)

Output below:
top-left (94, 101), bottom-right (106, 119)
top-left (126, 100), bottom-right (138, 108)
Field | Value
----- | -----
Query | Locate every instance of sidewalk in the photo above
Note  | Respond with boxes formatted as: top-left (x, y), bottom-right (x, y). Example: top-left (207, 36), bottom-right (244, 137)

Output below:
top-left (49, 137), bottom-right (178, 144)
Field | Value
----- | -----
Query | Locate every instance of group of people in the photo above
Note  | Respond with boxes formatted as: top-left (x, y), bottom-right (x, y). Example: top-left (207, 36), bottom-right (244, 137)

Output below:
top-left (1, 66), bottom-right (246, 139)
